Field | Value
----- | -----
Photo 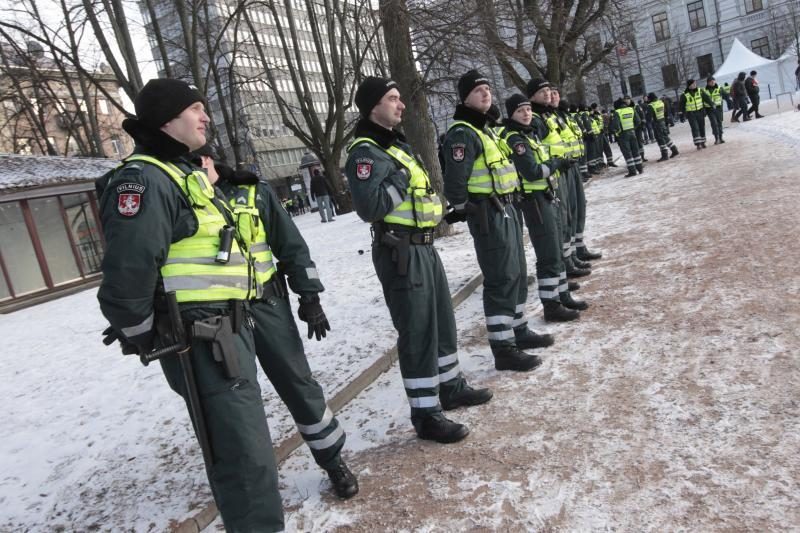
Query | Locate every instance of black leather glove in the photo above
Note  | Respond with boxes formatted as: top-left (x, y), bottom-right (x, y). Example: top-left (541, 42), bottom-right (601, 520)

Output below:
top-left (297, 295), bottom-right (331, 341)
top-left (101, 326), bottom-right (141, 355)
top-left (444, 210), bottom-right (467, 224)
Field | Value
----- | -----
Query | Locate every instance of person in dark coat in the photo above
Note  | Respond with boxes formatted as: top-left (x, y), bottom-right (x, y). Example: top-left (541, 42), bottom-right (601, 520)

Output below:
top-left (310, 168), bottom-right (336, 222)
top-left (745, 70), bottom-right (763, 119)
top-left (731, 72), bottom-right (750, 122)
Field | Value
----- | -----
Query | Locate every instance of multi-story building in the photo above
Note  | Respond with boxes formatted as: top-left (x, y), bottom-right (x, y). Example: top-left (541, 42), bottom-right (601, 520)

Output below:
top-left (582, 0), bottom-right (799, 106)
top-left (0, 44), bottom-right (133, 159)
top-left (139, 0), bottom-right (372, 196)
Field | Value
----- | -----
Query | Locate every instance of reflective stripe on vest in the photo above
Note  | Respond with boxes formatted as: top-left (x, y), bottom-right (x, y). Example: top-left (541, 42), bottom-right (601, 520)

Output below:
top-left (228, 185), bottom-right (276, 290)
top-left (501, 130), bottom-right (550, 192)
top-left (615, 108), bottom-right (635, 131)
top-left (124, 154), bottom-right (253, 303)
top-left (649, 100), bottom-right (665, 120)
top-left (533, 113), bottom-right (569, 161)
top-left (349, 137), bottom-right (443, 227)
top-left (704, 86), bottom-right (722, 107)
top-left (448, 121), bottom-right (519, 195)
top-left (562, 115), bottom-right (583, 158)
top-left (684, 91), bottom-right (703, 111)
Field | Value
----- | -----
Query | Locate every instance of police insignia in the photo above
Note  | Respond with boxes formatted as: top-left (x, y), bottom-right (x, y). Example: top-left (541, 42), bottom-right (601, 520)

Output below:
top-left (356, 163), bottom-right (372, 179)
top-left (514, 143), bottom-right (527, 155)
top-left (116, 182), bottom-right (145, 216)
top-left (451, 143), bottom-right (465, 162)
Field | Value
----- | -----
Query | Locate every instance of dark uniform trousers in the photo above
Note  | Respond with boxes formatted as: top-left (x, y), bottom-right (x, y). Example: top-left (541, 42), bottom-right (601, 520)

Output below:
top-left (373, 241), bottom-right (467, 419)
top-left (571, 168), bottom-right (588, 253)
top-left (159, 306), bottom-right (284, 533)
top-left (617, 130), bottom-right (641, 173)
top-left (466, 201), bottom-right (529, 348)
top-left (556, 171), bottom-right (573, 261)
top-left (249, 297), bottom-right (345, 470)
top-left (653, 120), bottom-right (676, 156)
top-left (687, 110), bottom-right (706, 146)
top-left (518, 191), bottom-right (563, 304)
top-left (706, 106), bottom-right (724, 140)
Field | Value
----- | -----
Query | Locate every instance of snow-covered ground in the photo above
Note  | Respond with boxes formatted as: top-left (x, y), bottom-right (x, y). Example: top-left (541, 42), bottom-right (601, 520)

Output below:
top-left (2, 99), bottom-right (799, 532)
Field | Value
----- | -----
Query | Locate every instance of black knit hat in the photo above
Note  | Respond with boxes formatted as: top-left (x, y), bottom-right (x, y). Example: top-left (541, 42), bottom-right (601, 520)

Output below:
top-left (191, 143), bottom-right (217, 159)
top-left (133, 78), bottom-right (205, 130)
top-left (706, 76), bottom-right (715, 82)
top-left (647, 92), bottom-right (658, 101)
top-left (526, 78), bottom-right (550, 98)
top-left (354, 76), bottom-right (399, 117)
top-left (686, 78), bottom-right (696, 88)
top-left (457, 70), bottom-right (491, 101)
top-left (505, 94), bottom-right (530, 118)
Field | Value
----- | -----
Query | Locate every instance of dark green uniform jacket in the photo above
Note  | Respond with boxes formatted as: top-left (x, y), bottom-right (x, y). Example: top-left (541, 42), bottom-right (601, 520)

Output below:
top-left (501, 118), bottom-right (555, 185)
top-left (441, 104), bottom-right (490, 210)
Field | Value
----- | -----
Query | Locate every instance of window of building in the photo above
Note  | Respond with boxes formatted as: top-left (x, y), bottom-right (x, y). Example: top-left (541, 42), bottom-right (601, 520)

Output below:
top-left (61, 193), bottom-right (103, 275)
top-left (687, 1), bottom-right (707, 31)
top-left (0, 201), bottom-right (45, 296)
top-left (696, 54), bottom-right (715, 78)
top-left (28, 197), bottom-right (82, 285)
top-left (751, 36), bottom-right (770, 58)
top-left (110, 135), bottom-right (123, 156)
top-left (745, 0), bottom-right (763, 14)
top-left (597, 83), bottom-right (612, 106)
top-left (652, 12), bottom-right (670, 42)
top-left (662, 64), bottom-right (679, 88)
top-left (628, 74), bottom-right (645, 96)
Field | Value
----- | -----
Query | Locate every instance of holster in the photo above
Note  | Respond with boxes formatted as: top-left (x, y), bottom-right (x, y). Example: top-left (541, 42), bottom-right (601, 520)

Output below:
top-left (191, 315), bottom-right (240, 379)
top-left (261, 272), bottom-right (288, 301)
top-left (379, 231), bottom-right (410, 276)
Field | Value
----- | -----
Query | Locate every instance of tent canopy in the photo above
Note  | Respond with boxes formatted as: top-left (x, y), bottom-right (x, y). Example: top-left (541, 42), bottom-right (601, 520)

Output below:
top-left (714, 38), bottom-right (774, 79)
top-left (714, 37), bottom-right (793, 94)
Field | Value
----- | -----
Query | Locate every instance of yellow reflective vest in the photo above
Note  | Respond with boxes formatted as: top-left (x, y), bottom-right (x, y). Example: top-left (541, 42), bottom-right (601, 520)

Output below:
top-left (124, 154), bottom-right (254, 303)
top-left (447, 121), bottom-right (519, 195)
top-left (614, 108), bottom-right (635, 131)
top-left (684, 90), bottom-right (703, 112)
top-left (349, 137), bottom-right (443, 228)
top-left (227, 185), bottom-right (276, 291)
top-left (499, 128), bottom-right (551, 192)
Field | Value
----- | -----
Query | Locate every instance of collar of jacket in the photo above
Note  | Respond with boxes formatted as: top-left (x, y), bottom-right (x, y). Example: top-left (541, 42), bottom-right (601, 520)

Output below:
top-left (352, 118), bottom-right (403, 149)
top-left (530, 102), bottom-right (551, 116)
top-left (453, 104), bottom-right (489, 129)
top-left (502, 118), bottom-right (533, 134)
top-left (122, 117), bottom-right (192, 161)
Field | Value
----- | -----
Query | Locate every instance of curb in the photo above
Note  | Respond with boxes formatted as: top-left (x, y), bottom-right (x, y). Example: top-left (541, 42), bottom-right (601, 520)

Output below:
top-left (174, 271), bottom-right (485, 533)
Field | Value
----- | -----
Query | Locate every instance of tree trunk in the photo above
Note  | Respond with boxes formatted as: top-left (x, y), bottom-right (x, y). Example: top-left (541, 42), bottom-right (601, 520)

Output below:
top-left (378, 0), bottom-right (450, 236)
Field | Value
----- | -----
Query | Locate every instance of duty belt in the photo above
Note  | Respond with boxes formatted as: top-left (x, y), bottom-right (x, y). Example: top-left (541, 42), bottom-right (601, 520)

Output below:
top-left (372, 223), bottom-right (435, 246)
top-left (469, 192), bottom-right (516, 204)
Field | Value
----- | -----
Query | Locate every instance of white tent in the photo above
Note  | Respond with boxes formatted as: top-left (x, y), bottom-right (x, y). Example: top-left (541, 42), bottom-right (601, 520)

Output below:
top-left (777, 38), bottom-right (800, 92)
top-left (714, 38), bottom-right (791, 96)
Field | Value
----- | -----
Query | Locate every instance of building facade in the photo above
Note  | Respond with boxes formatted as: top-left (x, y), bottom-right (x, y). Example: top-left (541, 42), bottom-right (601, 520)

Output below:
top-left (582, 0), bottom-right (799, 105)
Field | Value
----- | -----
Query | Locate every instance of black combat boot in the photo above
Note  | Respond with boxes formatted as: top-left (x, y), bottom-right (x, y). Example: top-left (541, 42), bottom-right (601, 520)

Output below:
top-left (636, 164), bottom-right (644, 174)
top-left (657, 151), bottom-right (669, 161)
top-left (568, 280), bottom-right (581, 291)
top-left (572, 256), bottom-right (592, 269)
top-left (542, 300), bottom-right (580, 322)
top-left (560, 291), bottom-right (589, 310)
top-left (719, 136), bottom-right (725, 144)
top-left (413, 413), bottom-right (469, 443)
top-left (491, 344), bottom-right (543, 371)
top-left (577, 247), bottom-right (602, 261)
top-left (514, 327), bottom-right (555, 349)
top-left (325, 458), bottom-right (359, 499)
top-left (441, 384), bottom-right (493, 411)
top-left (625, 166), bottom-right (637, 177)
top-left (670, 145), bottom-right (679, 157)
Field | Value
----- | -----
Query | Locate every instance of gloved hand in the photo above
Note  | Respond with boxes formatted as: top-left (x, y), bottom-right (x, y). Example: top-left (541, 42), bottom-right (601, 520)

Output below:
top-left (101, 326), bottom-right (141, 355)
top-left (444, 210), bottom-right (467, 224)
top-left (552, 157), bottom-right (571, 172)
top-left (297, 295), bottom-right (331, 341)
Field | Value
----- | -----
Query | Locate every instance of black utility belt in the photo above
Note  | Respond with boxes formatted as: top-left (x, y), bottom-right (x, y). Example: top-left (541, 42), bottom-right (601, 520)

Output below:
top-left (372, 224), bottom-right (435, 246)
top-left (469, 192), bottom-right (517, 204)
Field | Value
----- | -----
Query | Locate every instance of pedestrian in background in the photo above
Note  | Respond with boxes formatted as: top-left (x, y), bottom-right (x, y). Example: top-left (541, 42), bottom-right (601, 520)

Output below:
top-left (311, 168), bottom-right (336, 223)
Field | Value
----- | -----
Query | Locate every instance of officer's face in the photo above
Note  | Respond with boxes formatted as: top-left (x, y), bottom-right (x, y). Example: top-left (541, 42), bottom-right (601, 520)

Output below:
top-left (511, 104), bottom-right (532, 125)
top-left (161, 101), bottom-right (210, 151)
top-left (371, 88), bottom-right (404, 129)
top-left (530, 87), bottom-right (551, 106)
top-left (551, 90), bottom-right (560, 107)
top-left (199, 155), bottom-right (219, 184)
top-left (708, 80), bottom-right (716, 87)
top-left (465, 84), bottom-right (492, 113)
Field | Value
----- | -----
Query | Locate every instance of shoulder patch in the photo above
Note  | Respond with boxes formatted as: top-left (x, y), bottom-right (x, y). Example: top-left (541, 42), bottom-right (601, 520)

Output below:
top-left (355, 157), bottom-right (374, 180)
top-left (513, 142), bottom-right (527, 155)
top-left (116, 182), bottom-right (145, 217)
top-left (451, 143), bottom-right (466, 162)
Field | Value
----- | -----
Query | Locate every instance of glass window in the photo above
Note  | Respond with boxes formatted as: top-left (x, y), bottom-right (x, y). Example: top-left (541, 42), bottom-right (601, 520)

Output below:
top-left (751, 36), bottom-right (770, 58)
top-left (652, 12), bottom-right (670, 42)
top-left (61, 193), bottom-right (103, 275)
top-left (98, 99), bottom-right (109, 114)
top-left (28, 197), bottom-right (81, 285)
top-left (745, 0), bottom-right (762, 14)
top-left (0, 268), bottom-right (10, 301)
top-left (662, 64), bottom-right (679, 88)
top-left (696, 54), bottom-right (715, 78)
top-left (597, 83), bottom-right (612, 106)
top-left (688, 1), bottom-right (707, 31)
top-left (0, 202), bottom-right (45, 296)
top-left (629, 74), bottom-right (645, 96)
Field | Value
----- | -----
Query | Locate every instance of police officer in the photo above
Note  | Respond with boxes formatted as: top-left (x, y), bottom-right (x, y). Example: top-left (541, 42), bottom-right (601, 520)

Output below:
top-left (680, 79), bottom-right (713, 149)
top-left (96, 79), bottom-right (284, 531)
top-left (703, 76), bottom-right (725, 144)
top-left (345, 76), bottom-right (493, 443)
top-left (191, 147), bottom-right (358, 499)
top-left (443, 70), bottom-right (553, 371)
top-left (611, 97), bottom-right (643, 177)
top-left (624, 95), bottom-right (647, 163)
top-left (645, 92), bottom-right (679, 161)
top-left (498, 94), bottom-right (579, 322)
